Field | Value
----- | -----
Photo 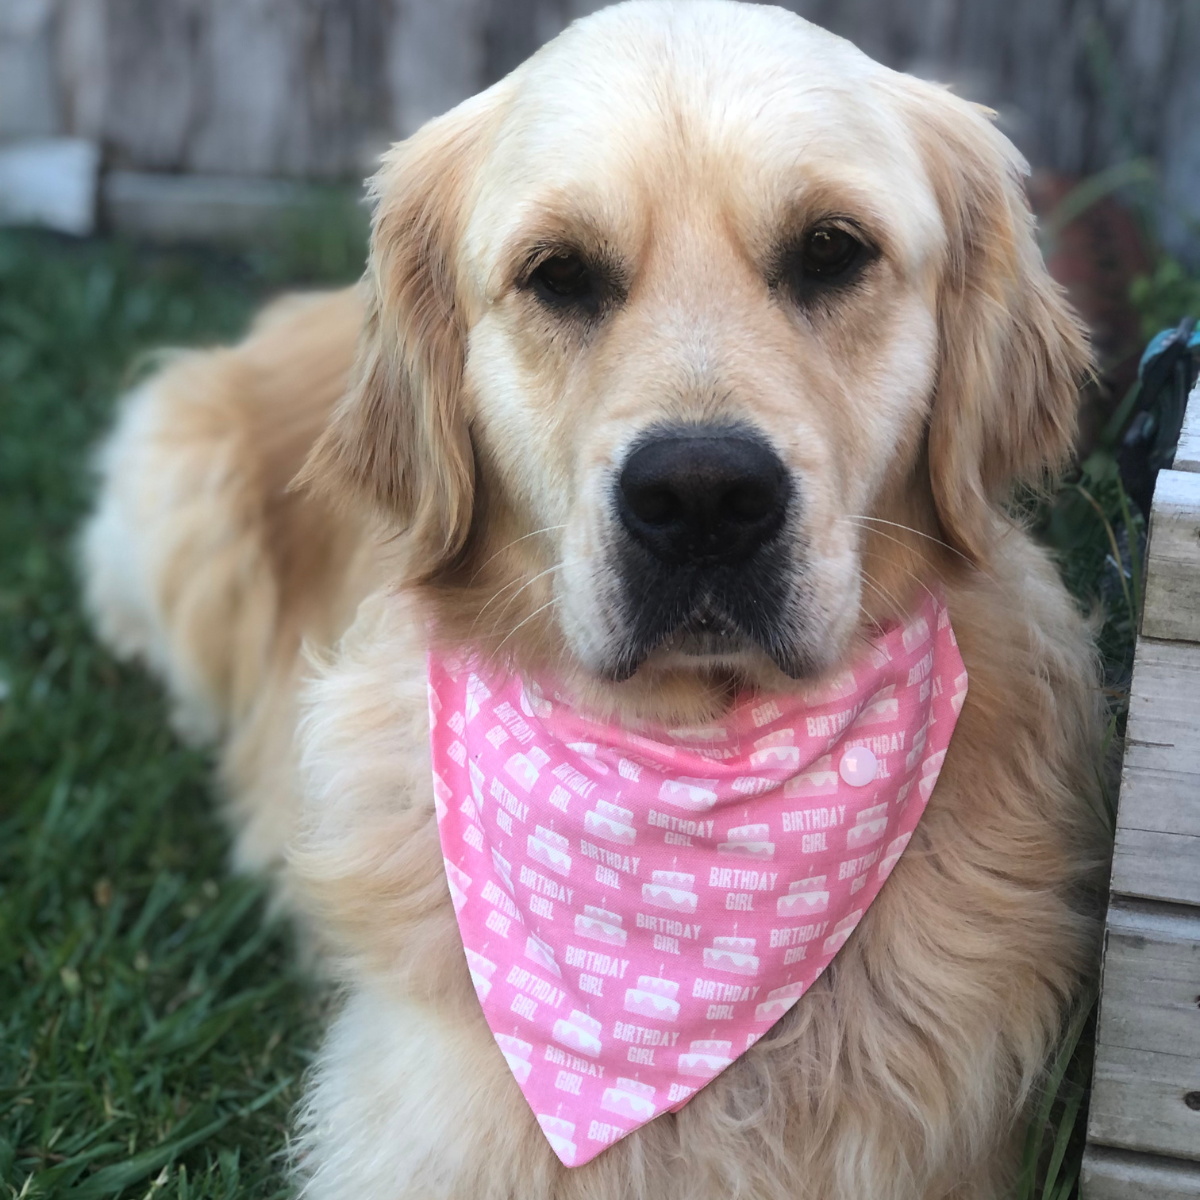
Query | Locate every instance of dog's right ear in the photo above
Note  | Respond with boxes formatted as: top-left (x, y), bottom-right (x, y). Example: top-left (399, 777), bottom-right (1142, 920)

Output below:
top-left (297, 92), bottom-right (501, 580)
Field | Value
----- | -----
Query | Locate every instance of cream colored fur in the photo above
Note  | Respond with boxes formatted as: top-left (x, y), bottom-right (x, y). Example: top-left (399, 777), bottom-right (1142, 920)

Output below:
top-left (82, 3), bottom-right (1107, 1198)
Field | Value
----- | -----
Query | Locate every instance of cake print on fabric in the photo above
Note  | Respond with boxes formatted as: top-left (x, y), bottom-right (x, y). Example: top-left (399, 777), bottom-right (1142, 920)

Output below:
top-left (429, 589), bottom-right (967, 1167)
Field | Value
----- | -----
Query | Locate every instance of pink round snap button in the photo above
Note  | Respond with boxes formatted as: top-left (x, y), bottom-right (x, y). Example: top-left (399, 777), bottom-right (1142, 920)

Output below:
top-left (839, 746), bottom-right (878, 787)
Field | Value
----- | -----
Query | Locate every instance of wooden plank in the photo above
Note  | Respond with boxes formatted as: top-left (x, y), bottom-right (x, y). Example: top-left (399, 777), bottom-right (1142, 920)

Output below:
top-left (1119, 638), bottom-right (1200, 833)
top-left (1142, 470), bottom-right (1200, 644)
top-left (1113, 829), bottom-right (1200, 907)
top-left (1083, 1146), bottom-right (1200, 1200)
top-left (1111, 638), bottom-right (1200, 903)
top-left (0, 0), bottom-right (60, 141)
top-left (1089, 902), bottom-right (1200, 1161)
top-left (1095, 901), bottom-right (1200, 1057)
top-left (1175, 381), bottom-right (1200, 474)
top-left (1088, 902), bottom-right (1200, 1162)
top-left (1088, 1043), bottom-right (1200, 1161)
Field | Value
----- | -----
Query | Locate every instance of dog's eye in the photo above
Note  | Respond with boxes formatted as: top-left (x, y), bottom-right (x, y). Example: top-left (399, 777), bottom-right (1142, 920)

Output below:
top-left (775, 223), bottom-right (871, 304)
top-left (799, 226), bottom-right (862, 280)
top-left (534, 253), bottom-right (588, 295)
top-left (527, 251), bottom-right (600, 313)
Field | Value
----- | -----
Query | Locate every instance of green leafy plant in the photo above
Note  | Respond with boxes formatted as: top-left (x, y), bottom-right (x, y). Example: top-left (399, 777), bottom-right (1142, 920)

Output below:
top-left (1131, 258), bottom-right (1200, 342)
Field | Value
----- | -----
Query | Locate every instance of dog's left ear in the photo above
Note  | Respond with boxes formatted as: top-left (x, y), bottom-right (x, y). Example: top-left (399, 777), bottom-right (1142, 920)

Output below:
top-left (297, 89), bottom-right (503, 580)
top-left (902, 83), bottom-right (1092, 564)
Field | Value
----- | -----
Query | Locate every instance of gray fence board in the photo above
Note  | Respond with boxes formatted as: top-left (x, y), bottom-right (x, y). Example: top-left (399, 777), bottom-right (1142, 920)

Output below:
top-left (1, 0), bottom-right (1199, 260)
top-left (1083, 1147), bottom-right (1200, 1200)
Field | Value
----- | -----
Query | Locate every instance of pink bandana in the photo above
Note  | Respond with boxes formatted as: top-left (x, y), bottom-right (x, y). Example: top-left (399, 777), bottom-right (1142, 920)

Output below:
top-left (428, 591), bottom-right (966, 1167)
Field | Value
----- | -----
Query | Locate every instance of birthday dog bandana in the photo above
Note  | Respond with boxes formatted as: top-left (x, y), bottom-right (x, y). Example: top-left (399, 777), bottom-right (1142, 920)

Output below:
top-left (428, 590), bottom-right (966, 1167)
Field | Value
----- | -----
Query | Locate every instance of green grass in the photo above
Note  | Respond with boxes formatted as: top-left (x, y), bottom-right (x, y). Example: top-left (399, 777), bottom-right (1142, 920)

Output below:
top-left (0, 227), bottom-right (363, 1199)
top-left (0, 219), bottom-right (1180, 1198)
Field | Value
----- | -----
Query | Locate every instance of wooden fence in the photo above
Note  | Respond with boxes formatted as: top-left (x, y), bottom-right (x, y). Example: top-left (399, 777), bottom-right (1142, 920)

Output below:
top-left (1, 0), bottom-right (1198, 255)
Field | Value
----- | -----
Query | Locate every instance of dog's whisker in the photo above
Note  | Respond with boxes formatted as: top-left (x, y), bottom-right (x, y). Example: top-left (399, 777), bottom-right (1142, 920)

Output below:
top-left (858, 571), bottom-right (907, 620)
top-left (847, 516), bottom-right (1001, 597)
top-left (849, 521), bottom-right (932, 573)
top-left (492, 596), bottom-right (562, 657)
top-left (847, 514), bottom-right (1000, 586)
top-left (467, 524), bottom-right (568, 584)
top-left (471, 561), bottom-right (567, 631)
top-left (490, 558), bottom-right (588, 621)
top-left (470, 557), bottom-right (593, 644)
top-left (846, 514), bottom-right (962, 557)
top-left (854, 542), bottom-right (941, 614)
top-left (862, 568), bottom-right (1003, 706)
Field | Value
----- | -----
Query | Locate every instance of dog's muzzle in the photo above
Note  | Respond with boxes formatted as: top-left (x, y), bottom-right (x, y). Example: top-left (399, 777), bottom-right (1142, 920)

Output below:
top-left (608, 423), bottom-right (805, 679)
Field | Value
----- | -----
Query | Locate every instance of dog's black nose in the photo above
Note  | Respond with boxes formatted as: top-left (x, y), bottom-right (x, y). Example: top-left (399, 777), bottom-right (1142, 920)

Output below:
top-left (618, 428), bottom-right (789, 566)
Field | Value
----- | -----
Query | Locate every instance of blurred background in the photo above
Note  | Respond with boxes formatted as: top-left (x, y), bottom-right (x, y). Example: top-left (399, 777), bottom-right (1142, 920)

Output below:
top-left (2, 3), bottom-right (1199, 1197)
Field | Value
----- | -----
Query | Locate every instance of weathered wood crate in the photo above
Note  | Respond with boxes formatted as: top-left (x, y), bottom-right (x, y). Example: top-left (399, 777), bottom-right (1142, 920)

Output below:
top-left (1082, 380), bottom-right (1200, 1198)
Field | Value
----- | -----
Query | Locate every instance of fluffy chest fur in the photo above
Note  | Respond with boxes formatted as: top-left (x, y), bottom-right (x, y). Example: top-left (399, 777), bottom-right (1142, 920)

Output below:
top-left (287, 539), bottom-right (1102, 1200)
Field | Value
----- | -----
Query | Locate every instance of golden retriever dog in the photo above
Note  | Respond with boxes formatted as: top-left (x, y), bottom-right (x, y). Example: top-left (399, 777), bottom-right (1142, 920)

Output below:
top-left (82, 2), bottom-right (1106, 1196)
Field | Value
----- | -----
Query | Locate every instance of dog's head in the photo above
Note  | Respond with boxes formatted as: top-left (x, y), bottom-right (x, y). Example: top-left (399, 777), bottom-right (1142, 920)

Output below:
top-left (301, 0), bottom-right (1087, 708)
